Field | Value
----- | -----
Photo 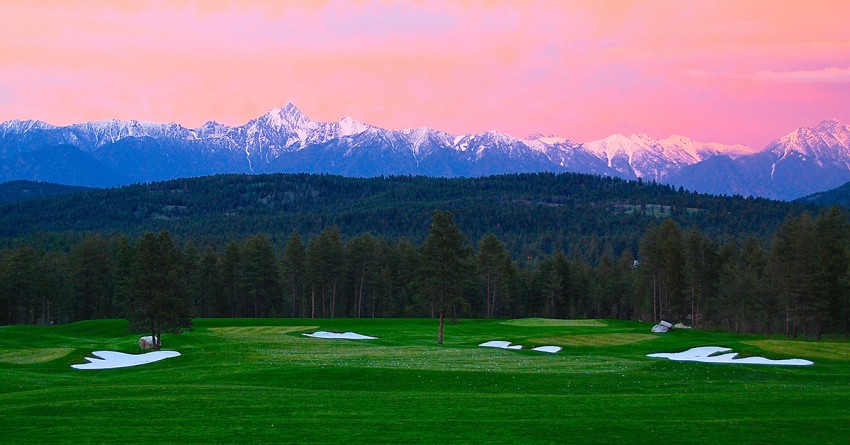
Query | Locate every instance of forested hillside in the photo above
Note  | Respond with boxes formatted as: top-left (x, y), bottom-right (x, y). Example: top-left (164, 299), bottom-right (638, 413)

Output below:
top-left (797, 180), bottom-right (850, 208)
top-left (3, 173), bottom-right (846, 339)
top-left (0, 173), bottom-right (816, 260)
top-left (0, 180), bottom-right (91, 204)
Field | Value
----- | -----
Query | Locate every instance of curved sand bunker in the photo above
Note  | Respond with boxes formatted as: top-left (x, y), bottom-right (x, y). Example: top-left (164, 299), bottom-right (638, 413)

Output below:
top-left (303, 331), bottom-right (378, 340)
top-left (647, 346), bottom-right (813, 366)
top-left (531, 346), bottom-right (562, 353)
top-left (72, 350), bottom-right (181, 370)
top-left (479, 340), bottom-right (562, 354)
top-left (480, 340), bottom-right (523, 350)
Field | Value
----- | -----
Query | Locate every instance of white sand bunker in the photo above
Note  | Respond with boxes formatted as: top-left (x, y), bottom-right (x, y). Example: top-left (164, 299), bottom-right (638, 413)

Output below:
top-left (647, 346), bottom-right (813, 366)
top-left (480, 340), bottom-right (523, 350)
top-left (303, 331), bottom-right (377, 340)
top-left (531, 346), bottom-right (562, 354)
top-left (72, 350), bottom-right (181, 370)
top-left (479, 341), bottom-right (561, 354)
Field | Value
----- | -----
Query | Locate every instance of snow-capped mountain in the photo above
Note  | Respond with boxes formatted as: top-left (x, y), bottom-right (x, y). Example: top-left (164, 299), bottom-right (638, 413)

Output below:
top-left (766, 120), bottom-right (850, 168)
top-left (666, 120), bottom-right (850, 200)
top-left (0, 119), bottom-right (57, 136)
top-left (582, 133), bottom-right (757, 182)
top-left (1, 103), bottom-right (848, 200)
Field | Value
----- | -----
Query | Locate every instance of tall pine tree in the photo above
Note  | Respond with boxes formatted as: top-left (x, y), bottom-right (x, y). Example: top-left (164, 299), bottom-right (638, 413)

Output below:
top-left (418, 211), bottom-right (474, 344)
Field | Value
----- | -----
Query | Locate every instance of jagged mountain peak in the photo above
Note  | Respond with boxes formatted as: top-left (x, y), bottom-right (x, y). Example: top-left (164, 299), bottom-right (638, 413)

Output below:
top-left (280, 102), bottom-right (306, 117)
top-left (585, 133), bottom-right (657, 154)
top-left (0, 119), bottom-right (56, 134)
top-left (200, 120), bottom-right (224, 129)
top-left (815, 119), bottom-right (847, 132)
top-left (659, 135), bottom-right (757, 160)
top-left (771, 120), bottom-right (850, 158)
top-left (72, 118), bottom-right (167, 132)
top-left (260, 103), bottom-right (312, 128)
top-left (336, 116), bottom-right (372, 137)
top-left (480, 130), bottom-right (519, 143)
top-left (525, 133), bottom-right (571, 145)
top-left (197, 120), bottom-right (230, 138)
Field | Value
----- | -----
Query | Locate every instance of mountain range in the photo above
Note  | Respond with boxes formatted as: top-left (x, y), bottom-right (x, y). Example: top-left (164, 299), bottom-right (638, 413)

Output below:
top-left (2, 103), bottom-right (849, 200)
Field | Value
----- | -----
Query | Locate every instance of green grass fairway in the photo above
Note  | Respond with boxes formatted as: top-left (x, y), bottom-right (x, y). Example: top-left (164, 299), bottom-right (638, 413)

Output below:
top-left (2, 318), bottom-right (849, 444)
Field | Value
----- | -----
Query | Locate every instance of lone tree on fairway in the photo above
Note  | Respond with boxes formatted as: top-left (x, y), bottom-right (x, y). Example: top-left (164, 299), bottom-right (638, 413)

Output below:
top-left (129, 231), bottom-right (191, 349)
top-left (419, 211), bottom-right (473, 344)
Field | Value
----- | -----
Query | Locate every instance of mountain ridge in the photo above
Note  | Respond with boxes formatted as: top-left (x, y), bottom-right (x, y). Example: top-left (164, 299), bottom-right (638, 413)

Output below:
top-left (2, 103), bottom-right (849, 200)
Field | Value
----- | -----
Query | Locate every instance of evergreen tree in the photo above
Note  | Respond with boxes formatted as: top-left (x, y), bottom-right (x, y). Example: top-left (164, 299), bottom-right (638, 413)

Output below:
top-left (0, 246), bottom-right (40, 324)
top-left (243, 234), bottom-right (280, 317)
top-left (305, 227), bottom-right (344, 318)
top-left (536, 250), bottom-right (568, 318)
top-left (111, 235), bottom-right (136, 320)
top-left (68, 235), bottom-right (113, 320)
top-left (418, 211), bottom-right (474, 344)
top-left (814, 206), bottom-right (850, 337)
top-left (347, 233), bottom-right (381, 318)
top-left (683, 230), bottom-right (718, 328)
top-left (39, 250), bottom-right (69, 325)
top-left (281, 230), bottom-right (306, 317)
top-left (181, 241), bottom-right (202, 317)
top-left (639, 219), bottom-right (685, 322)
top-left (386, 238), bottom-right (419, 317)
top-left (198, 247), bottom-right (221, 318)
top-left (773, 214), bottom-right (827, 339)
top-left (715, 238), bottom-right (771, 333)
top-left (477, 234), bottom-right (513, 318)
top-left (219, 241), bottom-right (244, 317)
top-left (129, 231), bottom-right (191, 348)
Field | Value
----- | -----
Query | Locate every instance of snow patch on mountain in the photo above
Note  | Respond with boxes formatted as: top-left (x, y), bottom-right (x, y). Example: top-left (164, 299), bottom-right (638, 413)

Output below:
top-left (4, 103), bottom-right (849, 200)
top-left (582, 133), bottom-right (755, 181)
top-left (766, 120), bottom-right (850, 179)
top-left (0, 119), bottom-right (57, 136)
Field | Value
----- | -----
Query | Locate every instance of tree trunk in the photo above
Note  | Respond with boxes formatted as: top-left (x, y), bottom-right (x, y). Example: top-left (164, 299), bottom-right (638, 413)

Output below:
top-left (695, 288), bottom-right (701, 329)
top-left (358, 264), bottom-right (365, 318)
top-left (652, 273), bottom-right (658, 322)
top-left (438, 310), bottom-right (445, 345)
top-left (331, 280), bottom-right (337, 318)
top-left (310, 288), bottom-right (315, 318)
top-left (690, 281), bottom-right (696, 327)
top-left (321, 287), bottom-right (326, 318)
top-left (492, 284), bottom-right (497, 318)
top-left (485, 273), bottom-right (492, 318)
top-left (155, 323), bottom-right (160, 349)
top-left (150, 319), bottom-right (161, 351)
top-left (291, 283), bottom-right (297, 317)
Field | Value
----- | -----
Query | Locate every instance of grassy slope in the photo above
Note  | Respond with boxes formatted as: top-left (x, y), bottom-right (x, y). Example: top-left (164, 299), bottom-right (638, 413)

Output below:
top-left (1, 318), bottom-right (848, 444)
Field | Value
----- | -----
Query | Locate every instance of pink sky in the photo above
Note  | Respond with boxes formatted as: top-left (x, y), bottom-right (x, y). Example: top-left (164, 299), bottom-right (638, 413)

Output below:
top-left (1, 0), bottom-right (849, 147)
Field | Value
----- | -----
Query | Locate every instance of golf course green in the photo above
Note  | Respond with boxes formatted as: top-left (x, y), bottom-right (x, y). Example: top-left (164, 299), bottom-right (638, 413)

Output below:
top-left (1, 318), bottom-right (848, 443)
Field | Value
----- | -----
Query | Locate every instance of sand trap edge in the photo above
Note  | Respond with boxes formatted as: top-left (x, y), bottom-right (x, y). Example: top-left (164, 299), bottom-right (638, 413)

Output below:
top-left (303, 331), bottom-right (378, 340)
top-left (72, 350), bottom-right (181, 370)
top-left (647, 346), bottom-right (813, 366)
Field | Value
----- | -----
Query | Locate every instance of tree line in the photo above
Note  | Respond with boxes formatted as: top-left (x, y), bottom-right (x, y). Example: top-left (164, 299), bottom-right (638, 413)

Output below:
top-left (2, 207), bottom-right (849, 339)
top-left (0, 173), bottom-right (816, 265)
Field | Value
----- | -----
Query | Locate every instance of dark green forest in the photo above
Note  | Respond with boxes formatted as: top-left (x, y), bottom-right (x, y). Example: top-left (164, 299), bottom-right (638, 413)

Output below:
top-left (0, 180), bottom-right (91, 205)
top-left (1, 173), bottom-right (847, 339)
top-left (0, 173), bottom-right (817, 261)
